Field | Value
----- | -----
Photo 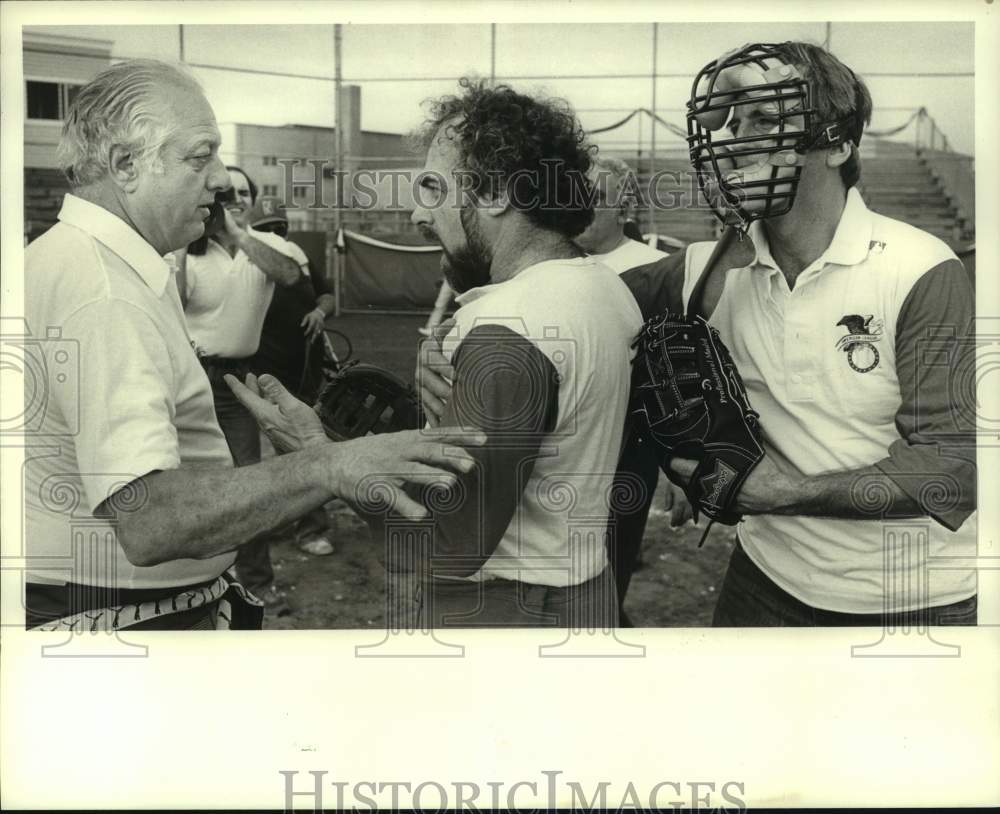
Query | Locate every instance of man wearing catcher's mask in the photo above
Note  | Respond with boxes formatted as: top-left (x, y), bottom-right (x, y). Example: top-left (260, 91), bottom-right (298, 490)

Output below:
top-left (622, 42), bottom-right (977, 626)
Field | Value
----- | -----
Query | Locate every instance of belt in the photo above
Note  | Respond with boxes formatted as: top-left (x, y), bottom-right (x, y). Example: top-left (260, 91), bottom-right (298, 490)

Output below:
top-left (27, 572), bottom-right (264, 631)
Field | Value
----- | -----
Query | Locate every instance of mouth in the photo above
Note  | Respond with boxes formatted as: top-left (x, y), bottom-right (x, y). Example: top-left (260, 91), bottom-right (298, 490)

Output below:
top-left (419, 227), bottom-right (439, 243)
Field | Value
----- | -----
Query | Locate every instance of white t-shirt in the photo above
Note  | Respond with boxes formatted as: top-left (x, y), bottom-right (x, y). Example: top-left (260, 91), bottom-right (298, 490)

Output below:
top-left (24, 194), bottom-right (236, 589)
top-left (183, 229), bottom-right (302, 358)
top-left (442, 257), bottom-right (644, 586)
top-left (591, 237), bottom-right (667, 275)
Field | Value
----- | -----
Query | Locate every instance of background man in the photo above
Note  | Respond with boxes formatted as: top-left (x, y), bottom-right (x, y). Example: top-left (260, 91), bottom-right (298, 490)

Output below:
top-left (626, 41), bottom-right (978, 626)
top-left (249, 198), bottom-right (337, 558)
top-left (178, 166), bottom-right (302, 603)
top-left (574, 156), bottom-right (669, 626)
top-left (23, 58), bottom-right (483, 630)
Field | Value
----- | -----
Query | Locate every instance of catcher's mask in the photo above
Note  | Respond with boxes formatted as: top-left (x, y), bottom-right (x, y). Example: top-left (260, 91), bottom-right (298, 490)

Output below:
top-left (686, 43), bottom-right (861, 233)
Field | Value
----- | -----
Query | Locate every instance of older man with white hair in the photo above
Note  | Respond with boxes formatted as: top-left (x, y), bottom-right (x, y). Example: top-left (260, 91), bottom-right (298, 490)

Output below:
top-left (574, 156), bottom-right (667, 272)
top-left (23, 59), bottom-right (482, 630)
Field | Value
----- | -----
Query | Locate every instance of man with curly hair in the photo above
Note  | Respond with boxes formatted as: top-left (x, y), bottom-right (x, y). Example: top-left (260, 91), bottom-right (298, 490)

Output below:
top-left (401, 78), bottom-right (644, 628)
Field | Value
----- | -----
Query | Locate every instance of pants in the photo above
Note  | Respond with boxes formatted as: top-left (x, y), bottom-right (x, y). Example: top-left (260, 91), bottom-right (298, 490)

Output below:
top-left (203, 358), bottom-right (272, 592)
top-left (712, 539), bottom-right (978, 627)
top-left (607, 430), bottom-right (661, 627)
top-left (387, 567), bottom-right (619, 629)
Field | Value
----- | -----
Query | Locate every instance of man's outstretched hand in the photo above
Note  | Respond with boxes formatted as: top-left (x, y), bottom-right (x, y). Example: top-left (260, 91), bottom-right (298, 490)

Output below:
top-left (226, 372), bottom-right (328, 454)
top-left (226, 371), bottom-right (487, 520)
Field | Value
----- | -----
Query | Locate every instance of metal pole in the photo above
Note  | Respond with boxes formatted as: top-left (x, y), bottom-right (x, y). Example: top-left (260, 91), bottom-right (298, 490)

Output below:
top-left (648, 23), bottom-right (657, 239)
top-left (490, 24), bottom-right (496, 85)
top-left (333, 24), bottom-right (343, 316)
top-left (824, 22), bottom-right (832, 50)
top-left (178, 25), bottom-right (185, 61)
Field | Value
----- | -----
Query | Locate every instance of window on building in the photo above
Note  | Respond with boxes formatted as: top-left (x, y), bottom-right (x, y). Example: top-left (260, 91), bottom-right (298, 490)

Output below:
top-left (262, 184), bottom-right (278, 197)
top-left (26, 80), bottom-right (82, 120)
top-left (262, 156), bottom-right (279, 166)
top-left (293, 187), bottom-right (307, 199)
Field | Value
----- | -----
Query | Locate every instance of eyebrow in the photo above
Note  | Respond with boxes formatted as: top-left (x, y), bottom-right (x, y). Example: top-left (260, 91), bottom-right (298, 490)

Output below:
top-left (184, 138), bottom-right (219, 154)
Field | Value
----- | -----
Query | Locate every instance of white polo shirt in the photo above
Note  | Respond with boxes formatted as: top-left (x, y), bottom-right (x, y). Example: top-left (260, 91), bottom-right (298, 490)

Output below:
top-left (591, 237), bottom-right (667, 275)
top-left (683, 187), bottom-right (977, 613)
top-left (24, 194), bottom-right (236, 590)
top-left (443, 257), bottom-right (644, 586)
top-left (183, 229), bottom-right (301, 358)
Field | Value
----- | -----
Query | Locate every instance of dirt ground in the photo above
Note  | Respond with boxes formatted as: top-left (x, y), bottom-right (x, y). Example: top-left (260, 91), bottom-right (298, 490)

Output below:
top-left (261, 313), bottom-right (735, 629)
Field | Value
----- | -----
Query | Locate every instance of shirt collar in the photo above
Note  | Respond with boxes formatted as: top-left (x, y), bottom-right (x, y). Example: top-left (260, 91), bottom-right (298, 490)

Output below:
top-left (58, 193), bottom-right (171, 296)
top-left (745, 186), bottom-right (874, 275)
top-left (453, 256), bottom-right (595, 307)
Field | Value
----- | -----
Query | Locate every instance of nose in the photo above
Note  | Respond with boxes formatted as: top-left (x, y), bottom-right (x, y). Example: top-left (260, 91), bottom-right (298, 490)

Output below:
top-left (410, 205), bottom-right (430, 227)
top-left (206, 157), bottom-right (230, 192)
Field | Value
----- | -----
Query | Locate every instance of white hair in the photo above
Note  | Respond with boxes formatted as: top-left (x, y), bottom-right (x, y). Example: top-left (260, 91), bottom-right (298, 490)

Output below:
top-left (57, 59), bottom-right (203, 187)
top-left (590, 155), bottom-right (640, 208)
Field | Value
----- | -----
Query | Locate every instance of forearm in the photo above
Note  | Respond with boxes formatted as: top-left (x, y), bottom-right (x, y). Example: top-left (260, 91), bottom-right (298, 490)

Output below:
top-left (751, 464), bottom-right (921, 520)
top-left (113, 444), bottom-right (340, 567)
top-left (236, 231), bottom-right (301, 286)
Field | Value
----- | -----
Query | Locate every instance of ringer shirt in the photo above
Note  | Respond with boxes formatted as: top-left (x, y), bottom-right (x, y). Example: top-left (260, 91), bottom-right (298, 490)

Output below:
top-left (423, 257), bottom-right (643, 587)
top-left (591, 236), bottom-right (668, 274)
top-left (24, 194), bottom-right (236, 590)
top-left (679, 188), bottom-right (977, 613)
top-left (183, 228), bottom-right (301, 358)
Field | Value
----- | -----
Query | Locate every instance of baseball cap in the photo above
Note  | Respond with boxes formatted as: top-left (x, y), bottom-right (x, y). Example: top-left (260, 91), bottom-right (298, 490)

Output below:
top-left (249, 197), bottom-right (289, 229)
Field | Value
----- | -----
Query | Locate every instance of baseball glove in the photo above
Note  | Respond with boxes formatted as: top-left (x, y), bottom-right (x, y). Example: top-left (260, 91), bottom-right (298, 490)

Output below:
top-left (630, 312), bottom-right (764, 530)
top-left (314, 361), bottom-right (420, 441)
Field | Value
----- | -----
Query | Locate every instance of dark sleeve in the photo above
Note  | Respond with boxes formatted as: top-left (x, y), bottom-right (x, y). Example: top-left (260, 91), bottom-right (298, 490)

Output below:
top-left (426, 324), bottom-right (560, 577)
top-left (873, 259), bottom-right (977, 531)
top-left (308, 267), bottom-right (331, 298)
top-left (619, 251), bottom-right (687, 319)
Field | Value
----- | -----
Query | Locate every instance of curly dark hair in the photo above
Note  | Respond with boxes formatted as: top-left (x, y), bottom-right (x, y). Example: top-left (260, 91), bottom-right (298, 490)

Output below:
top-left (416, 78), bottom-right (595, 238)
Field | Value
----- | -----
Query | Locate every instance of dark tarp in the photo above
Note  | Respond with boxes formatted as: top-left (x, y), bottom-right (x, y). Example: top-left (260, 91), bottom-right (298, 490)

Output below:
top-left (341, 229), bottom-right (444, 311)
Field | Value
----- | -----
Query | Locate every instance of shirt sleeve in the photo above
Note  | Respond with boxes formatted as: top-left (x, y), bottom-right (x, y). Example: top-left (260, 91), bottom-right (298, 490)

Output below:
top-left (873, 258), bottom-right (977, 531)
top-left (246, 227), bottom-right (303, 261)
top-left (421, 324), bottom-right (560, 578)
top-left (59, 298), bottom-right (182, 514)
top-left (618, 250), bottom-right (687, 319)
top-left (284, 240), bottom-right (310, 271)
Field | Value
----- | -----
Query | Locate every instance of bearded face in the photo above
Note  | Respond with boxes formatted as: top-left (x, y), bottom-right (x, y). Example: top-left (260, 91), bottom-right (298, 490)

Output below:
top-left (437, 205), bottom-right (493, 294)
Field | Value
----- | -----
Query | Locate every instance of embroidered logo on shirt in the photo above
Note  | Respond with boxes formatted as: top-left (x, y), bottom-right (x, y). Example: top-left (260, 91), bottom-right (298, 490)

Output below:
top-left (835, 314), bottom-right (884, 373)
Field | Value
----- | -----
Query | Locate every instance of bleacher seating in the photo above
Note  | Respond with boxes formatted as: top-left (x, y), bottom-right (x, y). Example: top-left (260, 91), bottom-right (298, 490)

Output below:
top-left (616, 138), bottom-right (974, 251)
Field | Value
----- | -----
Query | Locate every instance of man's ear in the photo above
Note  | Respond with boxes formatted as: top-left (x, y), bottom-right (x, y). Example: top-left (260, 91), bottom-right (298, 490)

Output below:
top-left (826, 141), bottom-right (853, 170)
top-left (108, 144), bottom-right (140, 190)
top-left (618, 194), bottom-right (638, 225)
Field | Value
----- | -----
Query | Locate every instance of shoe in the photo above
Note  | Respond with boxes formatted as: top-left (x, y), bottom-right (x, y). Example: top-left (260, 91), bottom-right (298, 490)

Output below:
top-left (300, 535), bottom-right (334, 556)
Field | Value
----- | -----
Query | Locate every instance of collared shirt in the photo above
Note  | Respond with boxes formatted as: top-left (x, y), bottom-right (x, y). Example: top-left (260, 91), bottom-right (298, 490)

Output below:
top-left (182, 229), bottom-right (302, 358)
top-left (590, 237), bottom-right (668, 275)
top-left (435, 257), bottom-right (644, 587)
top-left (24, 194), bottom-right (235, 590)
top-left (681, 187), bottom-right (977, 613)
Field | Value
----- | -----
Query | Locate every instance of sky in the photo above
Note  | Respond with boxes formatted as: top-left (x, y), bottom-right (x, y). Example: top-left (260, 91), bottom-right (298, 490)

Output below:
top-left (24, 21), bottom-right (975, 155)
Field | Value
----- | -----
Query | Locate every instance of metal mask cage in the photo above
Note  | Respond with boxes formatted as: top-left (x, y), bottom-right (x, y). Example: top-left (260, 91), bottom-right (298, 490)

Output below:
top-left (686, 43), bottom-right (817, 233)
